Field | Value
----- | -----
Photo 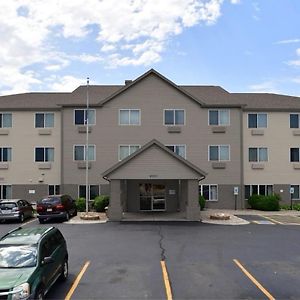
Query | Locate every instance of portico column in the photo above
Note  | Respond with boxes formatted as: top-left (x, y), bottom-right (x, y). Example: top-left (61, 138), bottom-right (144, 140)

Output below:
top-left (186, 179), bottom-right (200, 221)
top-left (107, 179), bottom-right (123, 221)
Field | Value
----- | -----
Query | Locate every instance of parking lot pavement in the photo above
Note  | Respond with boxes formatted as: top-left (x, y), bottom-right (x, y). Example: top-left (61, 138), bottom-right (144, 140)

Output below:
top-left (1, 219), bottom-right (300, 299)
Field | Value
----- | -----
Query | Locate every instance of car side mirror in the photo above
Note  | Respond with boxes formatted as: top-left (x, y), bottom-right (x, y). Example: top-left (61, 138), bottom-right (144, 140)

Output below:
top-left (42, 256), bottom-right (54, 265)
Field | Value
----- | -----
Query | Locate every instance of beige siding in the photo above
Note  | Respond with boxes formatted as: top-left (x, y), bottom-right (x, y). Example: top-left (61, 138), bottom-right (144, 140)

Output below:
top-left (244, 111), bottom-right (300, 184)
top-left (0, 111), bottom-right (61, 185)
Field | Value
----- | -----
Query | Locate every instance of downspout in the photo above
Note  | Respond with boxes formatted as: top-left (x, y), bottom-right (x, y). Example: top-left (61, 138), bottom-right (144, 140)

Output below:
top-left (240, 107), bottom-right (245, 209)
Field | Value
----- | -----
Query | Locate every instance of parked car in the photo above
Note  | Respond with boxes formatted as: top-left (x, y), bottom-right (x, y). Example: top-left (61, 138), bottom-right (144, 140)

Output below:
top-left (0, 226), bottom-right (68, 300)
top-left (37, 195), bottom-right (77, 223)
top-left (0, 199), bottom-right (34, 223)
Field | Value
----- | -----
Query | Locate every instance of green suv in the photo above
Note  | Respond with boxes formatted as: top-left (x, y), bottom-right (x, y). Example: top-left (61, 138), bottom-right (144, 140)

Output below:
top-left (0, 226), bottom-right (68, 300)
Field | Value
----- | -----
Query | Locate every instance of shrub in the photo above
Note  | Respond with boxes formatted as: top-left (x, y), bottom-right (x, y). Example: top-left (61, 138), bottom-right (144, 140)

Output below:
top-left (75, 197), bottom-right (86, 212)
top-left (93, 195), bottom-right (109, 212)
top-left (280, 204), bottom-right (291, 210)
top-left (292, 203), bottom-right (300, 211)
top-left (248, 194), bottom-right (280, 211)
top-left (199, 195), bottom-right (206, 211)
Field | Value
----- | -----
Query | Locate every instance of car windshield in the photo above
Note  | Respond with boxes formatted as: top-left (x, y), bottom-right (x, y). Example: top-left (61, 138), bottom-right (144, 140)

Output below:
top-left (0, 245), bottom-right (37, 268)
top-left (0, 203), bottom-right (17, 209)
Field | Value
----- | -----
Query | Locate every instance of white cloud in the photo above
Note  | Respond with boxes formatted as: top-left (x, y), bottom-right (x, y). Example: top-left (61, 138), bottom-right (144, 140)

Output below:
top-left (47, 75), bottom-right (85, 92)
top-left (230, 0), bottom-right (240, 4)
top-left (276, 38), bottom-right (300, 45)
top-left (0, 0), bottom-right (233, 94)
top-left (287, 48), bottom-right (300, 67)
top-left (248, 81), bottom-right (280, 93)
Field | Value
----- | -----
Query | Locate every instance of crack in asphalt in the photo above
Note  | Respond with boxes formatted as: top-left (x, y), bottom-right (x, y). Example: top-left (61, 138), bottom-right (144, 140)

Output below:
top-left (158, 225), bottom-right (166, 261)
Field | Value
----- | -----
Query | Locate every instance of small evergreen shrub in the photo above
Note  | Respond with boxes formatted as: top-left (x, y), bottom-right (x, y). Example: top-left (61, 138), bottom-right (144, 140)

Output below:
top-left (93, 195), bottom-right (110, 212)
top-left (75, 197), bottom-right (86, 212)
top-left (199, 195), bottom-right (206, 211)
top-left (248, 194), bottom-right (280, 211)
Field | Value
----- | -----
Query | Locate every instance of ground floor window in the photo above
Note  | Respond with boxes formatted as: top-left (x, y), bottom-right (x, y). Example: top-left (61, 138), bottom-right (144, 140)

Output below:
top-left (0, 185), bottom-right (12, 199)
top-left (48, 185), bottom-right (60, 195)
top-left (291, 185), bottom-right (300, 200)
top-left (244, 184), bottom-right (273, 199)
top-left (199, 184), bottom-right (218, 201)
top-left (78, 185), bottom-right (100, 199)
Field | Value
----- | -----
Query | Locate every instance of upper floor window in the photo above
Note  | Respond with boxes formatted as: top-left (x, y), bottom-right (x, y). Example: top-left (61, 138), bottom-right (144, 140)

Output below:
top-left (209, 145), bottom-right (230, 161)
top-left (290, 114), bottom-right (300, 128)
top-left (209, 109), bottom-right (230, 126)
top-left (119, 109), bottom-right (140, 125)
top-left (74, 145), bottom-right (95, 161)
top-left (74, 109), bottom-right (95, 125)
top-left (0, 113), bottom-right (12, 128)
top-left (35, 147), bottom-right (54, 162)
top-left (290, 148), bottom-right (300, 162)
top-left (119, 145), bottom-right (140, 160)
top-left (165, 145), bottom-right (186, 158)
top-left (35, 113), bottom-right (54, 128)
top-left (249, 147), bottom-right (268, 162)
top-left (0, 148), bottom-right (12, 162)
top-left (164, 109), bottom-right (185, 126)
top-left (248, 113), bottom-right (267, 128)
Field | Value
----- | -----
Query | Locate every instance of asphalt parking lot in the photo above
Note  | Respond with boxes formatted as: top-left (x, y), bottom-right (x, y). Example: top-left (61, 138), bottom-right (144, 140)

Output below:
top-left (1, 218), bottom-right (300, 299)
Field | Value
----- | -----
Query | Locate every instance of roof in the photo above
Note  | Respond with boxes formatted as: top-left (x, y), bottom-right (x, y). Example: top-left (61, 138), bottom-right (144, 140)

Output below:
top-left (102, 139), bottom-right (207, 179)
top-left (0, 227), bottom-right (54, 245)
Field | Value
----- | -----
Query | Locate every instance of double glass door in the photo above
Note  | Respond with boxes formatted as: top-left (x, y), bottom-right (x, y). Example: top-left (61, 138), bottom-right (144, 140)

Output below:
top-left (139, 183), bottom-right (166, 211)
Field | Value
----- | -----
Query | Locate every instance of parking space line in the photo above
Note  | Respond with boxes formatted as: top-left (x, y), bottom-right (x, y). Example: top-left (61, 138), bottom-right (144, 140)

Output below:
top-left (23, 218), bottom-right (37, 226)
top-left (160, 260), bottom-right (173, 300)
top-left (233, 259), bottom-right (275, 300)
top-left (261, 216), bottom-right (283, 225)
top-left (65, 261), bottom-right (90, 300)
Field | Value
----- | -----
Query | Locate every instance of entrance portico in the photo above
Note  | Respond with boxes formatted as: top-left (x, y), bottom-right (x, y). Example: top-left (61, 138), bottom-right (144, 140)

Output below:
top-left (102, 140), bottom-right (207, 221)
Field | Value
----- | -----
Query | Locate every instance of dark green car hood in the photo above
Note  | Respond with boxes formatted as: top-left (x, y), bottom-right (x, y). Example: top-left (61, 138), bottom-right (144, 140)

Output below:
top-left (0, 267), bottom-right (34, 289)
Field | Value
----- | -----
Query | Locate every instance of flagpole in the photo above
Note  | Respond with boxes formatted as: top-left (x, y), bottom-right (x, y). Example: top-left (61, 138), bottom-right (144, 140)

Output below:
top-left (85, 77), bottom-right (89, 213)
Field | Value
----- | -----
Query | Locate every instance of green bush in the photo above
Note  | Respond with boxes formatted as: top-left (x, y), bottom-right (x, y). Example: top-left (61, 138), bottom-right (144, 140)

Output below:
top-left (280, 204), bottom-right (291, 210)
top-left (75, 197), bottom-right (86, 212)
top-left (93, 195), bottom-right (109, 212)
top-left (248, 194), bottom-right (280, 211)
top-left (292, 203), bottom-right (300, 211)
top-left (199, 195), bottom-right (206, 211)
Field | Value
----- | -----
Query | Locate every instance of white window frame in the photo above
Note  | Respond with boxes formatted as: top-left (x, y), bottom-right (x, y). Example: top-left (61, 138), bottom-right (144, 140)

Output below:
top-left (208, 145), bottom-right (230, 161)
top-left (199, 184), bottom-right (218, 201)
top-left (165, 144), bottom-right (187, 159)
top-left (34, 112), bottom-right (54, 128)
top-left (0, 184), bottom-right (12, 199)
top-left (163, 109), bottom-right (186, 126)
top-left (0, 147), bottom-right (12, 162)
top-left (73, 144), bottom-right (96, 161)
top-left (0, 112), bottom-right (12, 128)
top-left (118, 144), bottom-right (141, 161)
top-left (34, 147), bottom-right (54, 162)
top-left (244, 184), bottom-right (273, 199)
top-left (78, 184), bottom-right (100, 199)
top-left (48, 184), bottom-right (60, 195)
top-left (119, 109), bottom-right (141, 126)
top-left (247, 113), bottom-right (268, 129)
top-left (290, 147), bottom-right (300, 162)
top-left (290, 184), bottom-right (300, 200)
top-left (248, 147), bottom-right (268, 162)
top-left (74, 109), bottom-right (96, 126)
top-left (208, 109), bottom-right (230, 126)
top-left (289, 113), bottom-right (300, 128)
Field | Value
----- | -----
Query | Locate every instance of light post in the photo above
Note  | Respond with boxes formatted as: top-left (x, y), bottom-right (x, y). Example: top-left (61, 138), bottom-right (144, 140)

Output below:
top-left (85, 77), bottom-right (90, 213)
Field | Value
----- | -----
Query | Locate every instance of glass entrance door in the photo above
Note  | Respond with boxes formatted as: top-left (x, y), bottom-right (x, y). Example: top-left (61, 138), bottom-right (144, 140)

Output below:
top-left (139, 183), bottom-right (166, 211)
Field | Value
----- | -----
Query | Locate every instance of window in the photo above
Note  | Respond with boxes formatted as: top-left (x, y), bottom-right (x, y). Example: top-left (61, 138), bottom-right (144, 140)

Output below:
top-left (249, 147), bottom-right (268, 162)
top-left (0, 148), bottom-right (12, 162)
top-left (164, 109), bottom-right (185, 125)
top-left (0, 113), bottom-right (12, 128)
top-left (79, 185), bottom-right (100, 200)
top-left (165, 145), bottom-right (186, 158)
top-left (74, 145), bottom-right (95, 161)
top-left (290, 114), bottom-right (300, 128)
top-left (244, 185), bottom-right (273, 199)
top-left (290, 148), bottom-right (300, 162)
top-left (119, 109), bottom-right (140, 125)
top-left (119, 145), bottom-right (140, 160)
top-left (209, 145), bottom-right (230, 161)
top-left (291, 185), bottom-right (300, 200)
top-left (199, 184), bottom-right (218, 201)
top-left (74, 109), bottom-right (95, 125)
top-left (248, 113), bottom-right (267, 128)
top-left (35, 147), bottom-right (54, 162)
top-left (35, 113), bottom-right (54, 128)
top-left (48, 185), bottom-right (60, 195)
top-left (209, 110), bottom-right (230, 126)
top-left (0, 185), bottom-right (12, 199)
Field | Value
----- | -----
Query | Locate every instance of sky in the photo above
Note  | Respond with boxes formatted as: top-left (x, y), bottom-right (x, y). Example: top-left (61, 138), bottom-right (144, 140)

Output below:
top-left (0, 0), bottom-right (300, 96)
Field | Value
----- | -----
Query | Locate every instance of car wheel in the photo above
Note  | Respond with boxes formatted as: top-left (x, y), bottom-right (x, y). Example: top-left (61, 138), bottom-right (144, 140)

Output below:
top-left (65, 212), bottom-right (70, 221)
top-left (73, 209), bottom-right (77, 217)
top-left (34, 286), bottom-right (45, 300)
top-left (60, 259), bottom-right (68, 281)
top-left (19, 214), bottom-right (24, 223)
